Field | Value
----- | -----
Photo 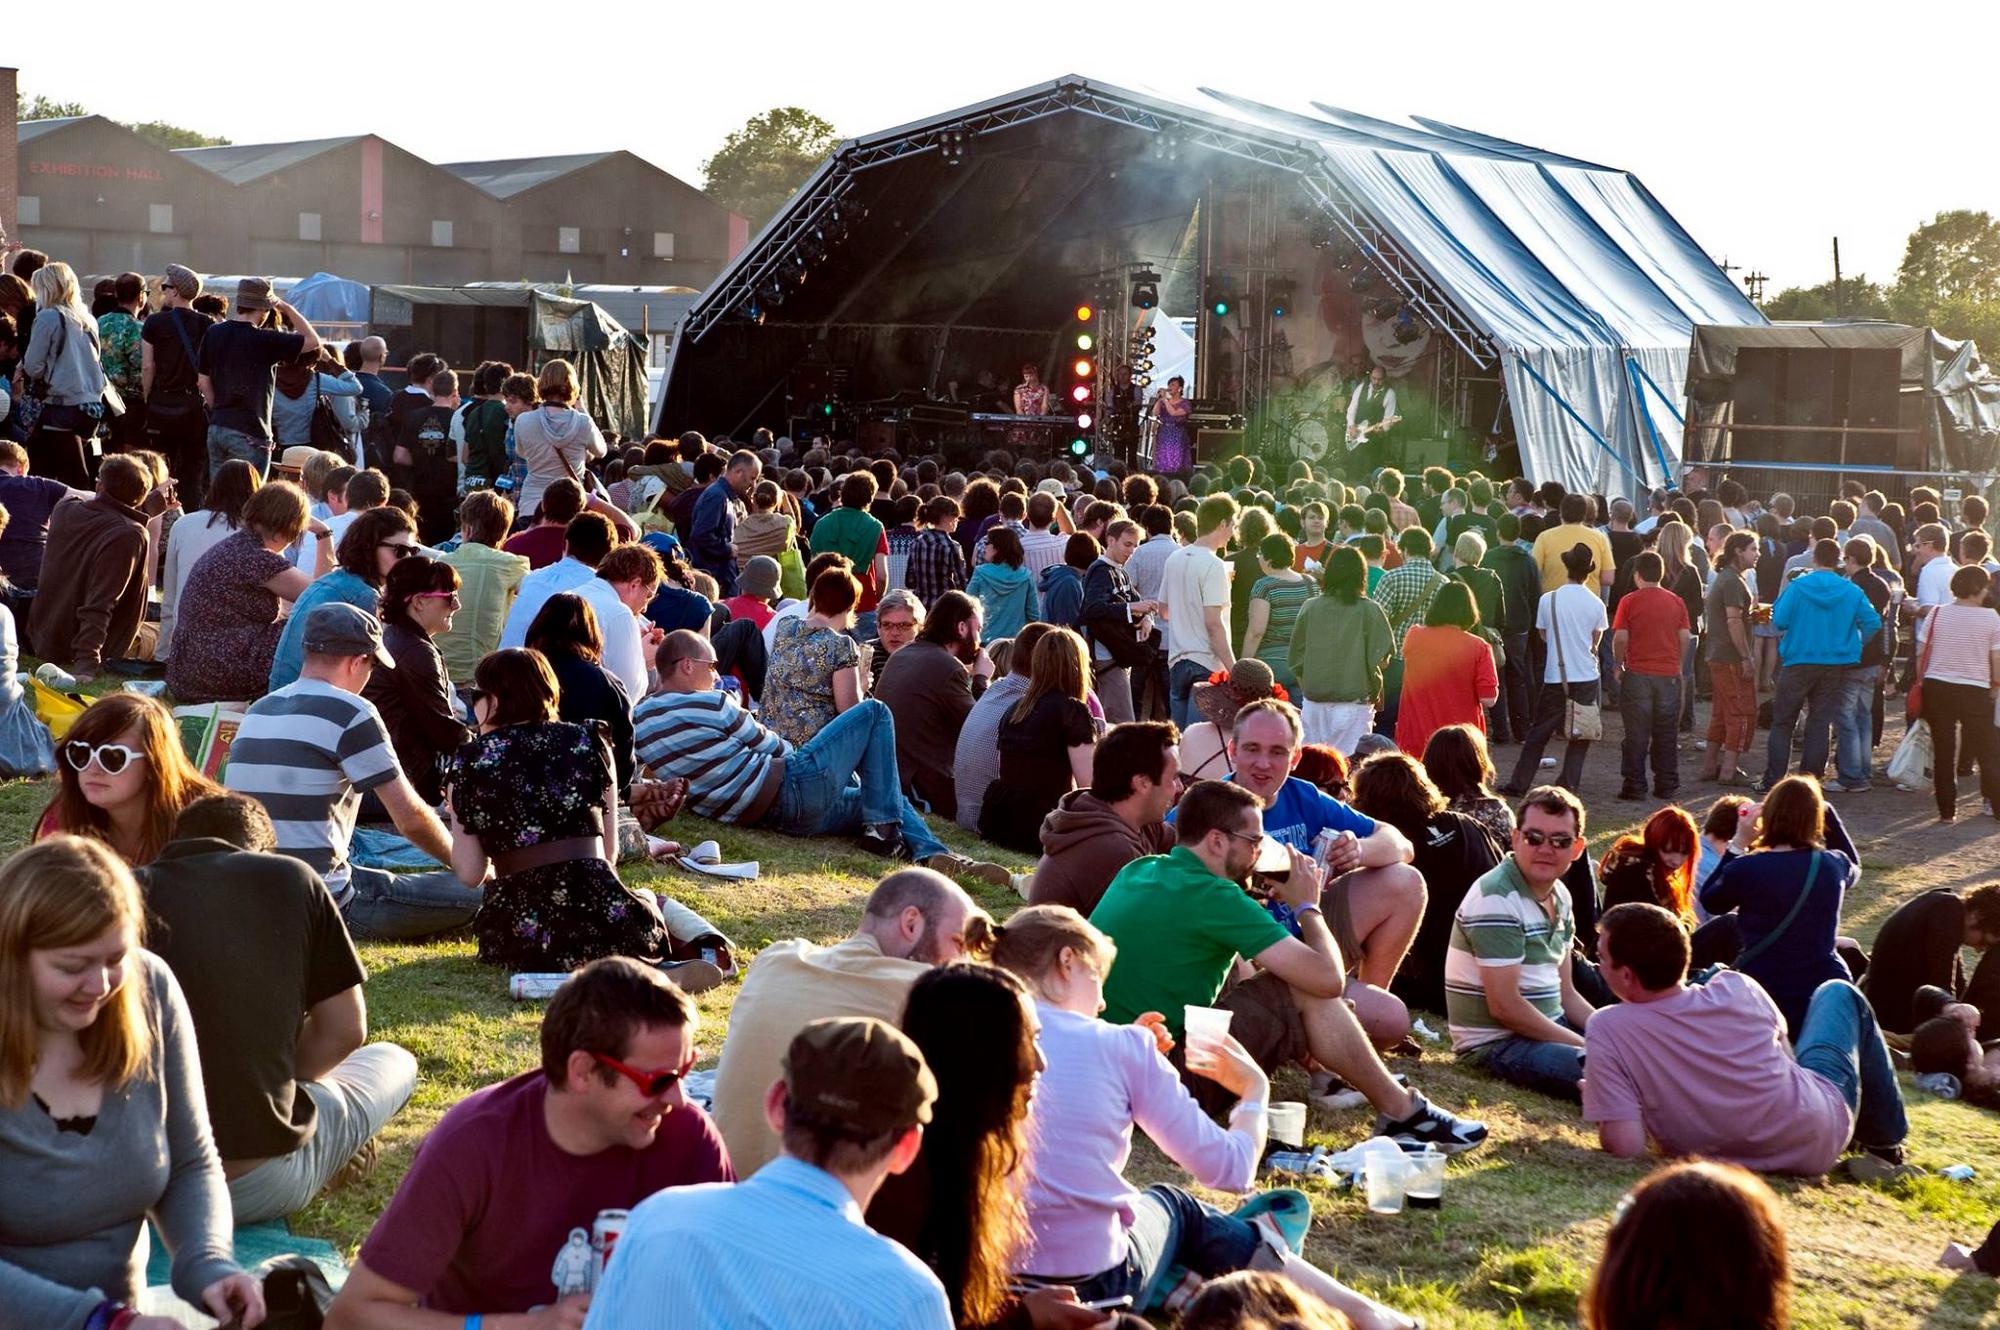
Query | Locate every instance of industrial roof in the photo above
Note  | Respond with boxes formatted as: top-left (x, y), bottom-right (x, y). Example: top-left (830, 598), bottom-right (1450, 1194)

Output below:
top-left (177, 136), bottom-right (362, 184)
top-left (17, 117), bottom-right (90, 142)
top-left (441, 153), bottom-right (617, 199)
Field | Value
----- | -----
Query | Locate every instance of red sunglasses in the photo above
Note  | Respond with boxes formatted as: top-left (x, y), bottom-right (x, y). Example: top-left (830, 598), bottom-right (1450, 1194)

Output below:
top-left (591, 1050), bottom-right (694, 1097)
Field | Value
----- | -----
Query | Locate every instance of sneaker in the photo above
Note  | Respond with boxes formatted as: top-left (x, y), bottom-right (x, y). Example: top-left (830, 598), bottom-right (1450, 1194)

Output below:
top-left (1616, 786), bottom-right (1646, 800)
top-left (1537, 756), bottom-right (1558, 769)
top-left (1831, 781), bottom-right (1873, 794)
top-left (1845, 1153), bottom-right (1924, 1184)
top-left (925, 851), bottom-right (1012, 889)
top-left (657, 958), bottom-right (726, 994)
top-left (1375, 1090), bottom-right (1487, 1154)
top-left (322, 1136), bottom-right (381, 1197)
top-left (1653, 786), bottom-right (1681, 801)
top-left (855, 826), bottom-right (905, 859)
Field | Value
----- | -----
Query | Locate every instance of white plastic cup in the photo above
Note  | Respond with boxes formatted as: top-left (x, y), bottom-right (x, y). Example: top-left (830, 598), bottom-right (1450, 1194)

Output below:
top-left (1268, 1101), bottom-right (1307, 1148)
top-left (1182, 1005), bottom-right (1233, 1056)
top-left (1405, 1147), bottom-right (1445, 1208)
top-left (1364, 1153), bottom-right (1407, 1215)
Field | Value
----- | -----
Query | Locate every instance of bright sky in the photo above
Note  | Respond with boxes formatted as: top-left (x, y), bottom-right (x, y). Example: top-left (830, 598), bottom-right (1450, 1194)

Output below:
top-left (13, 1), bottom-right (1977, 295)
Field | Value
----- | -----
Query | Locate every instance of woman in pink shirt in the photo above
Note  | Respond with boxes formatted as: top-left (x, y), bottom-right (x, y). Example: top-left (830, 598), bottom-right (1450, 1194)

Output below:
top-left (992, 907), bottom-right (1418, 1330)
top-left (1918, 563), bottom-right (2000, 821)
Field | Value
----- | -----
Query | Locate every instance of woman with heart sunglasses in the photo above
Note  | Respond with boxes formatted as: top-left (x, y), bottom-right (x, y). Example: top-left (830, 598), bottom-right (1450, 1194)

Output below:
top-left (38, 693), bottom-right (221, 866)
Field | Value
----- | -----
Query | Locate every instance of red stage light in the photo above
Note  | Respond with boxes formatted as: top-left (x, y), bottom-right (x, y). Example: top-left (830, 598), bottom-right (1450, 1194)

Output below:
top-left (1071, 384), bottom-right (1090, 402)
top-left (1077, 412), bottom-right (1094, 429)
top-left (1073, 359), bottom-right (1093, 378)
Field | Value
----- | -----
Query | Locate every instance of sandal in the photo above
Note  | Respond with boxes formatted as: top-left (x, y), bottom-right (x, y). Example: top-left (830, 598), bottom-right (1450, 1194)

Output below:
top-left (629, 777), bottom-right (689, 831)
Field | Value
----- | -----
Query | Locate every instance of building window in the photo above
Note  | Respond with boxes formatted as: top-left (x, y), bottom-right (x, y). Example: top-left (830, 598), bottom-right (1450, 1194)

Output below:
top-left (432, 219), bottom-right (454, 248)
top-left (17, 196), bottom-right (39, 226)
top-left (653, 231), bottom-right (675, 259)
top-left (558, 226), bottom-right (581, 255)
top-left (149, 204), bottom-right (174, 234)
top-left (299, 211), bottom-right (322, 241)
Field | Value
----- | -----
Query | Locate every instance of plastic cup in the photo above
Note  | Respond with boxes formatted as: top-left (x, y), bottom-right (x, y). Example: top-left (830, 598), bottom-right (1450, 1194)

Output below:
top-left (1405, 1148), bottom-right (1445, 1209)
top-left (1183, 1005), bottom-right (1233, 1056)
top-left (1364, 1153), bottom-right (1407, 1215)
top-left (1268, 1101), bottom-right (1307, 1149)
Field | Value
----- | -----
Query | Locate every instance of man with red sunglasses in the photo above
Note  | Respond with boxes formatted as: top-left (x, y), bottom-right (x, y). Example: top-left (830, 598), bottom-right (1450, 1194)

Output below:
top-left (327, 959), bottom-right (732, 1330)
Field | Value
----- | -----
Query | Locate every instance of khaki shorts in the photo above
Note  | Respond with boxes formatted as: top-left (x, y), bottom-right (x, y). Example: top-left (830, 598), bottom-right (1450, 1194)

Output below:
top-left (1172, 969), bottom-right (1309, 1116)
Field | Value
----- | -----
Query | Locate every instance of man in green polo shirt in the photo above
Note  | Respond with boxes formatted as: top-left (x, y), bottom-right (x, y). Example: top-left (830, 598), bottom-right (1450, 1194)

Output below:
top-left (1444, 784), bottom-right (1598, 1101)
top-left (1090, 779), bottom-right (1487, 1153)
top-left (808, 470), bottom-right (889, 635)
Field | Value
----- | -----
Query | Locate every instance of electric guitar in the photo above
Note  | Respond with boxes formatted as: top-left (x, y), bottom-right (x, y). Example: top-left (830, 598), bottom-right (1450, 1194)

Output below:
top-left (1345, 414), bottom-right (1402, 450)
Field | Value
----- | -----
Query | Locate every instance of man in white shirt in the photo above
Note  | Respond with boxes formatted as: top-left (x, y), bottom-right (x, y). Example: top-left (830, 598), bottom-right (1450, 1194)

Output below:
top-left (1123, 505), bottom-right (1180, 603)
top-left (1913, 521), bottom-right (1957, 645)
top-left (1017, 490), bottom-right (1069, 577)
top-left (576, 543), bottom-right (666, 699)
top-left (1160, 493), bottom-right (1238, 728)
top-left (1502, 542), bottom-right (1607, 795)
top-left (499, 512), bottom-right (616, 650)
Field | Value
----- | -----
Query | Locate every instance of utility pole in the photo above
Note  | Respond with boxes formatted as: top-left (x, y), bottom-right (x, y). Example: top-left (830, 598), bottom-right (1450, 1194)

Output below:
top-left (1832, 237), bottom-right (1843, 317)
top-left (1744, 271), bottom-right (1768, 304)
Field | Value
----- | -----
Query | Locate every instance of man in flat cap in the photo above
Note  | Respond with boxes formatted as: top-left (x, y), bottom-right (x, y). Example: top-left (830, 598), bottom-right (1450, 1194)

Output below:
top-left (195, 275), bottom-right (324, 481)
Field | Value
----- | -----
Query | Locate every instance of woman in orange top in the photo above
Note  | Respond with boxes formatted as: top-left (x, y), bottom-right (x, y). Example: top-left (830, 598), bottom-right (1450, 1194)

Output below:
top-left (37, 693), bottom-right (221, 866)
top-left (1393, 581), bottom-right (1498, 757)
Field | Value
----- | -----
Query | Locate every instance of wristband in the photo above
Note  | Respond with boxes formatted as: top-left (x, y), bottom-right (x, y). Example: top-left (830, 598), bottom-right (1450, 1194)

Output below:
top-left (1229, 1099), bottom-right (1268, 1117)
top-left (1294, 902), bottom-right (1323, 917)
top-left (83, 1302), bottom-right (124, 1330)
top-left (465, 1316), bottom-right (485, 1330)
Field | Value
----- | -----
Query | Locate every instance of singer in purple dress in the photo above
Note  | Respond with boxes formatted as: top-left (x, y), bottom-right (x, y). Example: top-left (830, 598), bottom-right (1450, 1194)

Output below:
top-left (1152, 376), bottom-right (1193, 475)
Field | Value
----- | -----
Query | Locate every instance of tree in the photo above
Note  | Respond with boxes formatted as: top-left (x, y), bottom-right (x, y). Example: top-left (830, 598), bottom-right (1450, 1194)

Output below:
top-left (13, 90), bottom-right (228, 148)
top-left (1762, 274), bottom-right (1892, 322)
top-left (1894, 209), bottom-right (2000, 311)
top-left (701, 108), bottom-right (840, 230)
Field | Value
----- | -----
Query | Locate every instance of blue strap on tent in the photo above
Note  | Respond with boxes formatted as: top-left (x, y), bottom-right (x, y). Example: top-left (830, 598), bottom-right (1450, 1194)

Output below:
top-left (1624, 355), bottom-right (1675, 484)
top-left (1511, 355), bottom-right (1641, 483)
top-left (1626, 357), bottom-right (1686, 425)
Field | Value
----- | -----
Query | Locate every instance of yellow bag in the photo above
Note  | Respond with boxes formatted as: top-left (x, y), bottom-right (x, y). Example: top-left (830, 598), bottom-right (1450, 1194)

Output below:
top-left (27, 677), bottom-right (89, 740)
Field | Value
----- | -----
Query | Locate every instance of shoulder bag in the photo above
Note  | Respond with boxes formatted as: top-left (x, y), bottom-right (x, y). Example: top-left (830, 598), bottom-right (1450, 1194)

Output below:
top-left (1551, 584), bottom-right (1602, 741)
top-left (308, 374), bottom-right (347, 452)
top-left (1906, 605), bottom-right (1942, 720)
top-left (1731, 849), bottom-right (1822, 972)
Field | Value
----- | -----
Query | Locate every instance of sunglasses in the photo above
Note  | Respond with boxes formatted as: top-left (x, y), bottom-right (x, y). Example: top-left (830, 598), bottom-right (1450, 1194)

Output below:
top-left (591, 1050), bottom-right (692, 1097)
top-left (1520, 829), bottom-right (1578, 850)
top-left (379, 541), bottom-right (419, 559)
top-left (65, 741), bottom-right (147, 776)
top-left (414, 591), bottom-right (461, 606)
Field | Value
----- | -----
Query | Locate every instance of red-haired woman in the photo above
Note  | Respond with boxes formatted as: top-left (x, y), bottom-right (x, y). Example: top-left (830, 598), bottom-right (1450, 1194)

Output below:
top-left (1599, 805), bottom-right (1739, 971)
top-left (37, 693), bottom-right (222, 866)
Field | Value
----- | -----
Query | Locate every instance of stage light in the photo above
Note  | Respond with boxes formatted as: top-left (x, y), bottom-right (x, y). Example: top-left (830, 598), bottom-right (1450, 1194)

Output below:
top-left (1132, 282), bottom-right (1158, 310)
top-left (1077, 412), bottom-right (1094, 429)
top-left (1212, 298), bottom-right (1230, 317)
top-left (1269, 278), bottom-right (1295, 319)
top-left (1075, 305), bottom-right (1094, 322)
top-left (1135, 375), bottom-right (1152, 388)
top-left (1076, 333), bottom-right (1094, 351)
top-left (1071, 384), bottom-right (1090, 403)
top-left (1073, 359), bottom-right (1093, 378)
top-left (820, 403), bottom-right (834, 417)
top-left (1069, 436), bottom-right (1090, 457)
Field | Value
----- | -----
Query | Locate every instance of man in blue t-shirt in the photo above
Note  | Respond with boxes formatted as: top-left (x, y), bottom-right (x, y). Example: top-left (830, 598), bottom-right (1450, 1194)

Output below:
top-left (1223, 699), bottom-right (1422, 1048)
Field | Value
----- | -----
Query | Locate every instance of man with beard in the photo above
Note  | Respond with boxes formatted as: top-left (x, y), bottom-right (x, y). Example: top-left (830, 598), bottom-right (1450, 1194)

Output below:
top-left (873, 590), bottom-right (995, 819)
top-left (706, 868), bottom-right (992, 1176)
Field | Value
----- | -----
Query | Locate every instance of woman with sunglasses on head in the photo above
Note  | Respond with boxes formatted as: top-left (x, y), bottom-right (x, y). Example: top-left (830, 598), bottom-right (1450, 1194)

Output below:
top-left (446, 649), bottom-right (727, 991)
top-left (164, 477), bottom-right (330, 703)
top-left (0, 836), bottom-right (267, 1330)
top-left (37, 694), bottom-right (221, 867)
top-left (988, 908), bottom-right (1417, 1330)
top-left (266, 504), bottom-right (420, 693)
top-left (358, 555), bottom-right (471, 808)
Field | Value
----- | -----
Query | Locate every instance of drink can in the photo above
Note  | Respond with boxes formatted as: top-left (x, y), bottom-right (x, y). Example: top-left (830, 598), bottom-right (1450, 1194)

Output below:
top-left (591, 1209), bottom-right (629, 1285)
top-left (509, 973), bottom-right (570, 1000)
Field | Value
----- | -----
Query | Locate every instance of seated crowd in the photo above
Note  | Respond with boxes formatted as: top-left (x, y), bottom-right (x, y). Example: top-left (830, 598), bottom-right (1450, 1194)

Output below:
top-left (1, 264), bottom-right (1997, 1327)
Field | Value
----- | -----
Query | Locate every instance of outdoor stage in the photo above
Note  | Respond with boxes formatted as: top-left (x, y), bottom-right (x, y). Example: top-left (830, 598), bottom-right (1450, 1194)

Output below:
top-left (657, 76), bottom-right (1766, 492)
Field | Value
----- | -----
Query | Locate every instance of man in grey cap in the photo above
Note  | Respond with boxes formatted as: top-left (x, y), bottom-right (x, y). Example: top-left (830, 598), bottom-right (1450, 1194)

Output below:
top-left (194, 275), bottom-right (324, 481)
top-left (587, 1016), bottom-right (952, 1329)
top-left (225, 603), bottom-right (483, 940)
top-left (142, 263), bottom-right (217, 506)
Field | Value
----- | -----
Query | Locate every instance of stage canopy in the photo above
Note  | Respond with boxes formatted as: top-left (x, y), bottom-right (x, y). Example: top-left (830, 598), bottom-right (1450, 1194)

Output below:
top-left (660, 76), bottom-right (1764, 492)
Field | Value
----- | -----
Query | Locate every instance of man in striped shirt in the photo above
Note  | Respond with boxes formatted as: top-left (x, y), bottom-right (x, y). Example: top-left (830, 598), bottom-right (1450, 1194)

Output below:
top-left (225, 603), bottom-right (480, 941)
top-left (1445, 785), bottom-right (1597, 1102)
top-left (634, 630), bottom-right (1005, 883)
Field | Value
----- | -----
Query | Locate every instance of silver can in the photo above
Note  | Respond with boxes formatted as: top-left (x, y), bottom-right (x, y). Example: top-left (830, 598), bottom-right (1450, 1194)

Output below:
top-left (591, 1208), bottom-right (630, 1287)
top-left (508, 973), bottom-right (570, 1000)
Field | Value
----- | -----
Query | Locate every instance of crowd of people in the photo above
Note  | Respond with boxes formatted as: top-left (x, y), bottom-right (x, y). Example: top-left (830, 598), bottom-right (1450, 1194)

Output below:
top-left (4, 247), bottom-right (2000, 1328)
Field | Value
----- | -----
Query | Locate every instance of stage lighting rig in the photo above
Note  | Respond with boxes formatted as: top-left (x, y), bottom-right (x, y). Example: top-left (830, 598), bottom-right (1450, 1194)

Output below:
top-left (1130, 269), bottom-right (1162, 311)
top-left (939, 128), bottom-right (970, 166)
top-left (1206, 273), bottom-right (1235, 318)
top-left (1348, 268), bottom-right (1376, 294)
top-left (1268, 278), bottom-right (1295, 319)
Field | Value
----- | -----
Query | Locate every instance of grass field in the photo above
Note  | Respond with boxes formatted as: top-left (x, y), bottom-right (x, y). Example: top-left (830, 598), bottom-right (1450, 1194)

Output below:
top-left (15, 700), bottom-right (2000, 1327)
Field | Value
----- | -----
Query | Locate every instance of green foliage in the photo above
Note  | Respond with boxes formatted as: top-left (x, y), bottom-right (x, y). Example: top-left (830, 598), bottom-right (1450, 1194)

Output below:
top-left (13, 89), bottom-right (228, 148)
top-left (700, 107), bottom-right (840, 230)
top-left (1762, 274), bottom-right (1893, 322)
top-left (1762, 212), bottom-right (2000, 352)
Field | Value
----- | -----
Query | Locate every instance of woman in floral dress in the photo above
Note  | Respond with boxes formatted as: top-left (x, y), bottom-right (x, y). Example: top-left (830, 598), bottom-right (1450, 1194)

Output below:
top-left (446, 648), bottom-right (725, 989)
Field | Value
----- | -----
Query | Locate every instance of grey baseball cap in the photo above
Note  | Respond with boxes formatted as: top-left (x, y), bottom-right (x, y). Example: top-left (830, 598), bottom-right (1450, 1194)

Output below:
top-left (302, 603), bottom-right (395, 668)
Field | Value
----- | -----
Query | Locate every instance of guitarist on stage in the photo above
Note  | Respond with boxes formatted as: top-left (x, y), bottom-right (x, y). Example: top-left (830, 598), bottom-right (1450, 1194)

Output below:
top-left (1344, 364), bottom-right (1402, 476)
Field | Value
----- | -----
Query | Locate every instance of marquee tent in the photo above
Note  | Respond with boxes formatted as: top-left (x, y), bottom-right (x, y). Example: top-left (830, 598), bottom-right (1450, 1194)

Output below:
top-left (660, 76), bottom-right (1764, 491)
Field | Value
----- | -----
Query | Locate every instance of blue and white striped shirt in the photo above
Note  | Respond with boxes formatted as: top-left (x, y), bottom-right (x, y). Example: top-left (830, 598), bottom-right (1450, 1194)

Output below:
top-left (582, 1155), bottom-right (951, 1330)
top-left (633, 689), bottom-right (787, 823)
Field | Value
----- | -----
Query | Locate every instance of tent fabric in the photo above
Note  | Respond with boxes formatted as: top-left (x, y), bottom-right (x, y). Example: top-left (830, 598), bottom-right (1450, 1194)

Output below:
top-left (284, 272), bottom-right (372, 326)
top-left (667, 76), bottom-right (1763, 491)
top-left (370, 285), bottom-right (651, 439)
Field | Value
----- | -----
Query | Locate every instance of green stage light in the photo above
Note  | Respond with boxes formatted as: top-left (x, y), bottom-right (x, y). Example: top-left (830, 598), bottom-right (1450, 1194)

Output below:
top-left (1069, 436), bottom-right (1090, 457)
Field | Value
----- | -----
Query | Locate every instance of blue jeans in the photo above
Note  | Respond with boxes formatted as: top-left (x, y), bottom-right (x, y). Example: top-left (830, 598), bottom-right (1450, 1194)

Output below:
top-left (1835, 665), bottom-right (1879, 786)
top-left (1763, 662), bottom-right (1845, 786)
top-left (1037, 1184), bottom-right (1265, 1310)
top-left (341, 865), bottom-right (481, 941)
top-left (1461, 1018), bottom-right (1585, 1101)
top-left (766, 699), bottom-right (945, 858)
top-left (1795, 979), bottom-right (1908, 1153)
top-left (1169, 658), bottom-right (1209, 730)
top-left (1618, 670), bottom-right (1681, 794)
top-left (207, 423), bottom-right (273, 480)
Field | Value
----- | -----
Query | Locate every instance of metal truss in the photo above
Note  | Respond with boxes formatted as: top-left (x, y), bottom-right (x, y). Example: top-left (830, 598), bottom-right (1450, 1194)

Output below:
top-left (680, 77), bottom-right (1496, 369)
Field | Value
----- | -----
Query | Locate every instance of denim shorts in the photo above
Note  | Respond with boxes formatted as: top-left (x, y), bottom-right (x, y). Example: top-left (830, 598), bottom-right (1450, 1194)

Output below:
top-left (1029, 1184), bottom-right (1265, 1311)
